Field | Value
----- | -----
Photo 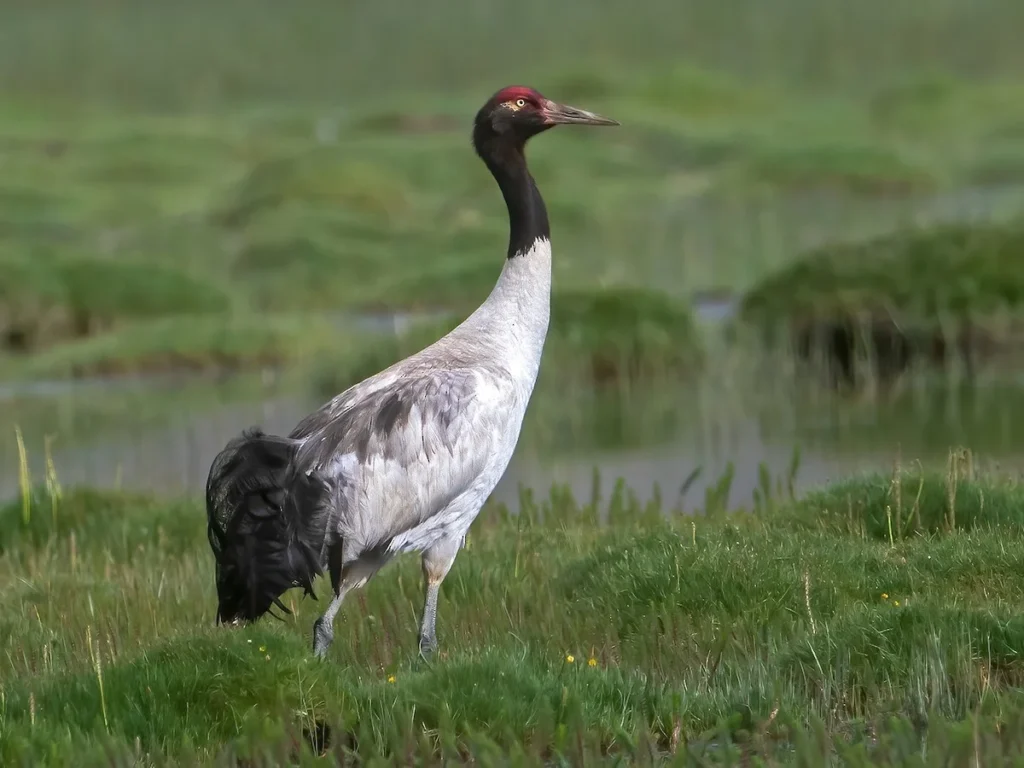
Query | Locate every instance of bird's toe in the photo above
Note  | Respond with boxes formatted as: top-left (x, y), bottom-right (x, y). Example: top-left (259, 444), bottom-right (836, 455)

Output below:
top-left (418, 636), bottom-right (437, 662)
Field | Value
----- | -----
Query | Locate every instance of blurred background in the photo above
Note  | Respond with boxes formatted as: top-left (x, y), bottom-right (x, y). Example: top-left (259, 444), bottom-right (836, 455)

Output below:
top-left (2, 0), bottom-right (1024, 510)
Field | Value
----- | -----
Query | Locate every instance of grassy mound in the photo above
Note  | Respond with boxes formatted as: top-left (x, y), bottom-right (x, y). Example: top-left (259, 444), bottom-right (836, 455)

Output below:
top-left (215, 149), bottom-right (415, 228)
top-left (738, 220), bottom-right (1024, 385)
top-left (547, 288), bottom-right (702, 385)
top-left (362, 256), bottom-right (507, 312)
top-left (561, 510), bottom-right (1024, 639)
top-left (0, 255), bottom-right (67, 350)
top-left (738, 139), bottom-right (938, 195)
top-left (1, 630), bottom-right (672, 764)
top-left (232, 233), bottom-right (365, 312)
top-left (785, 465), bottom-right (1024, 538)
top-left (0, 254), bottom-right (229, 354)
top-left (57, 259), bottom-right (228, 330)
top-left (5, 313), bottom-right (337, 378)
top-left (868, 76), bottom-right (1024, 152)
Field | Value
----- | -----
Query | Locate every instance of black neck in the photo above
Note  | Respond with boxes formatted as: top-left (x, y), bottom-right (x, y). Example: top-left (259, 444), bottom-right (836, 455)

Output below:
top-left (477, 139), bottom-right (550, 259)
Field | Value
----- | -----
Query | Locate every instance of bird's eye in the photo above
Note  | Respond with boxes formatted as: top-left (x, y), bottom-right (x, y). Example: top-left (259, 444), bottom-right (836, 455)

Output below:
top-left (515, 98), bottom-right (526, 108)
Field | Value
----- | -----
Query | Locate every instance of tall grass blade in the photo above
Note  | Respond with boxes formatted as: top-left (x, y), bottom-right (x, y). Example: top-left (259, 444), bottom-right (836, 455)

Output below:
top-left (15, 425), bottom-right (31, 526)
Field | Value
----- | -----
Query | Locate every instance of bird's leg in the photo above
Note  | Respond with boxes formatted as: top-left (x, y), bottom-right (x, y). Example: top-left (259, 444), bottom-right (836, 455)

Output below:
top-left (312, 543), bottom-right (347, 659)
top-left (419, 537), bottom-right (461, 660)
top-left (312, 588), bottom-right (351, 659)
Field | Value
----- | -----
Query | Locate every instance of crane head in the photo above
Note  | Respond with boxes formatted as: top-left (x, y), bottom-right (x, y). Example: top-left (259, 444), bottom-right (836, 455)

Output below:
top-left (473, 85), bottom-right (618, 154)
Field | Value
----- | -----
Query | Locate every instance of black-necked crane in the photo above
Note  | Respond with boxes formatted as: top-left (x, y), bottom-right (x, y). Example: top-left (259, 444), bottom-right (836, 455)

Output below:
top-left (205, 85), bottom-right (618, 658)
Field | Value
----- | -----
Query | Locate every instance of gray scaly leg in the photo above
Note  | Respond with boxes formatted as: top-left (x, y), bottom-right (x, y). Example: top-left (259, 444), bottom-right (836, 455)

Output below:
top-left (419, 537), bottom-right (461, 660)
top-left (312, 546), bottom-right (389, 659)
top-left (313, 544), bottom-right (347, 659)
top-left (312, 587), bottom-right (351, 658)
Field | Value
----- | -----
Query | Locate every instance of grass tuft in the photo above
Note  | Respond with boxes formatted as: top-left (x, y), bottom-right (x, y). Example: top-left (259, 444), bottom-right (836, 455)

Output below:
top-left (0, 486), bottom-right (204, 559)
top-left (787, 466), bottom-right (1024, 538)
top-left (6, 313), bottom-right (338, 378)
top-left (738, 219), bottom-right (1024, 384)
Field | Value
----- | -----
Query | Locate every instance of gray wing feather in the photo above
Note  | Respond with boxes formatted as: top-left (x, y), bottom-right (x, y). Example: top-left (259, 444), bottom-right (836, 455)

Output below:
top-left (288, 366), bottom-right (505, 551)
top-left (291, 368), bottom-right (482, 465)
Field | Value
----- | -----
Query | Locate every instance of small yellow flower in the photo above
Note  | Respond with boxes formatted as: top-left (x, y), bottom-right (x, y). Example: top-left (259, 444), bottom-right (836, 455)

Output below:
top-left (881, 593), bottom-right (889, 600)
top-left (259, 645), bottom-right (267, 653)
top-left (387, 675), bottom-right (396, 684)
top-left (565, 654), bottom-right (575, 664)
top-left (893, 600), bottom-right (900, 606)
top-left (588, 658), bottom-right (598, 667)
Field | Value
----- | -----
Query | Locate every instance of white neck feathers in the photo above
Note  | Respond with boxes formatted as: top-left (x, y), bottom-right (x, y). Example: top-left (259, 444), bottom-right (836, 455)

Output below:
top-left (453, 237), bottom-right (552, 381)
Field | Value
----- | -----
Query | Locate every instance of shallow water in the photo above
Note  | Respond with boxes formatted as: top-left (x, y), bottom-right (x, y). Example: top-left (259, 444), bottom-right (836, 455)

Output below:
top-left (4, 363), bottom-right (1024, 515)
top-left (0, 385), bottom-right (820, 509)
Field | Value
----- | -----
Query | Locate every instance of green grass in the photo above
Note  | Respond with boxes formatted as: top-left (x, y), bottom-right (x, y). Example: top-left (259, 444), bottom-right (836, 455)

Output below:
top-left (1, 255), bottom-right (230, 348)
top-left (2, 0), bottom-right (1023, 108)
top-left (741, 219), bottom-right (1024, 324)
top-left (4, 456), bottom-right (1024, 764)
top-left (1, 314), bottom-right (340, 379)
top-left (736, 219), bottom-right (1024, 379)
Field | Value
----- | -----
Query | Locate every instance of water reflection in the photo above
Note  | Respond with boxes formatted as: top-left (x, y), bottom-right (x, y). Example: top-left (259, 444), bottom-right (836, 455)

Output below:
top-left (4, 365), bottom-right (1023, 513)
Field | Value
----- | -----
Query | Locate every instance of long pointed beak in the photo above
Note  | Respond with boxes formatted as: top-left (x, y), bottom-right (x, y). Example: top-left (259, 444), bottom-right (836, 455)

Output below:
top-left (542, 100), bottom-right (619, 127)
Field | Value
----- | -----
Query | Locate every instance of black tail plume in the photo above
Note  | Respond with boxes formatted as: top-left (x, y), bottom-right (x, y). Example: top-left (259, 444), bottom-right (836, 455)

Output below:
top-left (205, 427), bottom-right (333, 624)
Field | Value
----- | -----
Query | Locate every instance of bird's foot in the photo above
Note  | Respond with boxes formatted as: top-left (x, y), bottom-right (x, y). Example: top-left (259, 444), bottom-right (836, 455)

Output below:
top-left (418, 635), bottom-right (437, 664)
top-left (312, 617), bottom-right (334, 659)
